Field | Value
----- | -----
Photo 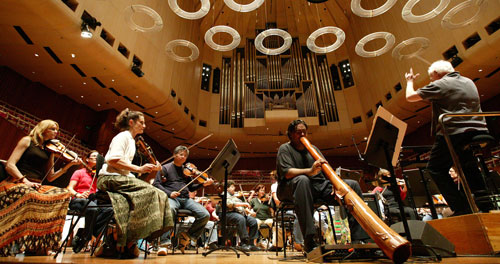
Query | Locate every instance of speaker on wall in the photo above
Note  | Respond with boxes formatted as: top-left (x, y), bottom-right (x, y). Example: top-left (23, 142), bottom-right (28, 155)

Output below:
top-left (391, 220), bottom-right (456, 257)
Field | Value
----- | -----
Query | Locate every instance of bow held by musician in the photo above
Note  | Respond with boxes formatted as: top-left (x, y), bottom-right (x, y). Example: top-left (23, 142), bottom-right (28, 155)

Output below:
top-left (1, 119), bottom-right (78, 256)
top-left (225, 180), bottom-right (262, 252)
top-left (153, 145), bottom-right (214, 256)
top-left (97, 108), bottom-right (173, 259)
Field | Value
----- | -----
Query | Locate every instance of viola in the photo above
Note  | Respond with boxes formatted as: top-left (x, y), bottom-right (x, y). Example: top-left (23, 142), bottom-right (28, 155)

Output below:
top-left (183, 163), bottom-right (209, 184)
top-left (45, 140), bottom-right (90, 170)
top-left (136, 136), bottom-right (159, 182)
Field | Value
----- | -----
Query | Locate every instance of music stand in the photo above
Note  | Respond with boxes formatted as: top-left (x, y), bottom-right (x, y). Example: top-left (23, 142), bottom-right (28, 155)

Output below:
top-left (202, 139), bottom-right (249, 258)
top-left (364, 107), bottom-right (412, 241)
top-left (403, 168), bottom-right (442, 219)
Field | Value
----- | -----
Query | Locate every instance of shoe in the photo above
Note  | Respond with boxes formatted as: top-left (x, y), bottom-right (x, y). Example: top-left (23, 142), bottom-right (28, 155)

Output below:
top-left (72, 233), bottom-right (87, 253)
top-left (268, 246), bottom-right (282, 252)
top-left (208, 242), bottom-right (218, 250)
top-left (157, 247), bottom-right (168, 256)
top-left (304, 235), bottom-right (318, 254)
top-left (237, 244), bottom-right (251, 252)
top-left (294, 243), bottom-right (303, 251)
top-left (124, 244), bottom-right (140, 259)
top-left (248, 245), bottom-right (263, 251)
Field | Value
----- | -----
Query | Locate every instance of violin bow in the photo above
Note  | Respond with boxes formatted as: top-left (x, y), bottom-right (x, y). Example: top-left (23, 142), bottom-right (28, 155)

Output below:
top-left (160, 133), bottom-right (213, 165)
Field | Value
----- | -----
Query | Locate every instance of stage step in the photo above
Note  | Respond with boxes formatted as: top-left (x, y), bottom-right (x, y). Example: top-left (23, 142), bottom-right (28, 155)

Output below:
top-left (427, 212), bottom-right (500, 255)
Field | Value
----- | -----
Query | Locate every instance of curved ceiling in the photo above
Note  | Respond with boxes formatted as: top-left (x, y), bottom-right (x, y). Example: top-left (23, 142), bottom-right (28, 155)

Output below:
top-left (0, 0), bottom-right (499, 159)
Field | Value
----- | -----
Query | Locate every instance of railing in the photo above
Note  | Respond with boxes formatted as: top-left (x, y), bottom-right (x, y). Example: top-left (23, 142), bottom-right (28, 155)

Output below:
top-left (438, 111), bottom-right (500, 213)
top-left (0, 100), bottom-right (92, 157)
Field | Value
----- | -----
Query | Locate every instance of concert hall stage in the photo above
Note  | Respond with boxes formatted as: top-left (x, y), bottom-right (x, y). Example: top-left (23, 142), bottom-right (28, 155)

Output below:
top-left (0, 246), bottom-right (499, 264)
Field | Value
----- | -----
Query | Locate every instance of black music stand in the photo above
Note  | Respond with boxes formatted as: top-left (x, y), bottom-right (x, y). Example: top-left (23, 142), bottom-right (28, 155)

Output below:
top-left (403, 168), bottom-right (442, 219)
top-left (364, 107), bottom-right (412, 241)
top-left (202, 139), bottom-right (249, 258)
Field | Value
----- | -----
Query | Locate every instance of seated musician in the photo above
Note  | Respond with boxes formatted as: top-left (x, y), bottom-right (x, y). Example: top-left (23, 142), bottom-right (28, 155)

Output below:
top-left (153, 145), bottom-right (213, 256)
top-left (66, 150), bottom-right (113, 253)
top-left (371, 169), bottom-right (417, 222)
top-left (204, 197), bottom-right (219, 250)
top-left (1, 120), bottom-right (81, 256)
top-left (97, 108), bottom-right (172, 258)
top-left (276, 119), bottom-right (369, 254)
top-left (248, 184), bottom-right (274, 249)
top-left (225, 180), bottom-right (261, 251)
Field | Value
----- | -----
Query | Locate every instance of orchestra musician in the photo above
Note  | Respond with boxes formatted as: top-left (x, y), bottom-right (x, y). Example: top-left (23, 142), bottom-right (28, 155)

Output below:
top-left (248, 184), bottom-right (274, 249)
top-left (1, 120), bottom-right (81, 256)
top-left (203, 196), bottom-right (219, 250)
top-left (225, 180), bottom-right (261, 251)
top-left (276, 119), bottom-right (369, 254)
top-left (405, 60), bottom-right (489, 215)
top-left (96, 108), bottom-right (172, 258)
top-left (371, 169), bottom-right (417, 222)
top-left (153, 145), bottom-right (214, 256)
top-left (66, 150), bottom-right (113, 253)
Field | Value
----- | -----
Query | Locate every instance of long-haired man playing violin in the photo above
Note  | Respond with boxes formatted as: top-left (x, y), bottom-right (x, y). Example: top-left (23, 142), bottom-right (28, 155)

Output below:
top-left (153, 145), bottom-right (214, 256)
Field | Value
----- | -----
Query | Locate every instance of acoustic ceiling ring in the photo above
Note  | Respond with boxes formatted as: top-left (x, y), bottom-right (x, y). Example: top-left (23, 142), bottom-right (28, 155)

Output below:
top-left (224, 0), bottom-right (265, 12)
top-left (391, 37), bottom-right (430, 61)
top-left (124, 5), bottom-right (163, 32)
top-left (204, 25), bottom-right (241, 52)
top-left (441, 0), bottom-right (486, 29)
top-left (355, 32), bottom-right (395, 58)
top-left (255, 29), bottom-right (292, 56)
top-left (402, 0), bottom-right (450, 23)
top-left (168, 0), bottom-right (210, 20)
top-left (306, 27), bottom-right (345, 54)
top-left (165, 40), bottom-right (200, 62)
top-left (351, 0), bottom-right (397, 17)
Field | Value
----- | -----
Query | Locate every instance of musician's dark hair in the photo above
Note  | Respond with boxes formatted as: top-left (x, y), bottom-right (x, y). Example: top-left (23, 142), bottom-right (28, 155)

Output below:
top-left (287, 119), bottom-right (308, 139)
top-left (115, 108), bottom-right (143, 131)
top-left (174, 145), bottom-right (189, 156)
top-left (255, 184), bottom-right (265, 193)
top-left (86, 150), bottom-right (99, 158)
top-left (227, 180), bottom-right (236, 188)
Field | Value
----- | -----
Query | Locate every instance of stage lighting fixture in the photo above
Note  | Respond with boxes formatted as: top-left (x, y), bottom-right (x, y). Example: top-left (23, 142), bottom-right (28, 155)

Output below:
top-left (307, 0), bottom-right (328, 3)
top-left (81, 23), bottom-right (92, 38)
top-left (131, 65), bottom-right (144, 77)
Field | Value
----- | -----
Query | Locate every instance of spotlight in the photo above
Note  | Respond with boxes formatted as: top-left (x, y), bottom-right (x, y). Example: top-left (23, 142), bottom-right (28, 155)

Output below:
top-left (81, 23), bottom-right (92, 38)
top-left (307, 0), bottom-right (328, 3)
top-left (131, 65), bottom-right (144, 77)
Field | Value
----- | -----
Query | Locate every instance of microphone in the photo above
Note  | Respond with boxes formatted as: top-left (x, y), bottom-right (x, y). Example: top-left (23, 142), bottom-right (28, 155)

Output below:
top-left (352, 135), bottom-right (365, 161)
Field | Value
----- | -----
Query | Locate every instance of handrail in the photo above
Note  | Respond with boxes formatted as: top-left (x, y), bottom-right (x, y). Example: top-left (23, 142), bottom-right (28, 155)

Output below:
top-left (438, 111), bottom-right (500, 213)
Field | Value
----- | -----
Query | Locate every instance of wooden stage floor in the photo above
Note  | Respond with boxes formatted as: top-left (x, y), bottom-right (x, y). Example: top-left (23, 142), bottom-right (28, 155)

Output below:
top-left (1, 249), bottom-right (499, 264)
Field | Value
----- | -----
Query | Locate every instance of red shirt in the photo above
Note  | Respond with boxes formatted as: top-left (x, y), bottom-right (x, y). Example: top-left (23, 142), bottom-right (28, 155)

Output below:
top-left (205, 201), bottom-right (217, 221)
top-left (70, 168), bottom-right (97, 194)
top-left (372, 186), bottom-right (407, 201)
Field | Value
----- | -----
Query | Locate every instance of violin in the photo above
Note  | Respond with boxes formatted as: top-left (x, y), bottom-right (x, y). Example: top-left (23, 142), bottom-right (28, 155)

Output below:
top-left (45, 140), bottom-right (90, 170)
top-left (183, 163), bottom-right (208, 184)
top-left (136, 136), bottom-right (159, 182)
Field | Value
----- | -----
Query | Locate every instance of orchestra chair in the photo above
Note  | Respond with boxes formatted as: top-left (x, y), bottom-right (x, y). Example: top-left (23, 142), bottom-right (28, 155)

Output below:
top-left (274, 200), bottom-right (336, 258)
top-left (465, 134), bottom-right (500, 210)
top-left (171, 208), bottom-right (198, 254)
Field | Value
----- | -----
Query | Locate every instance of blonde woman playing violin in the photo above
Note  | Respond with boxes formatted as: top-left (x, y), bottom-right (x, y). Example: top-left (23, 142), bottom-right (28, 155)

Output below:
top-left (1, 119), bottom-right (81, 256)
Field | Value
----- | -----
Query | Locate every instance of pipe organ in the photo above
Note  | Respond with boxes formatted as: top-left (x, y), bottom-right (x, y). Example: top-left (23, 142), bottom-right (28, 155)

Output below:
top-left (219, 34), bottom-right (340, 127)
